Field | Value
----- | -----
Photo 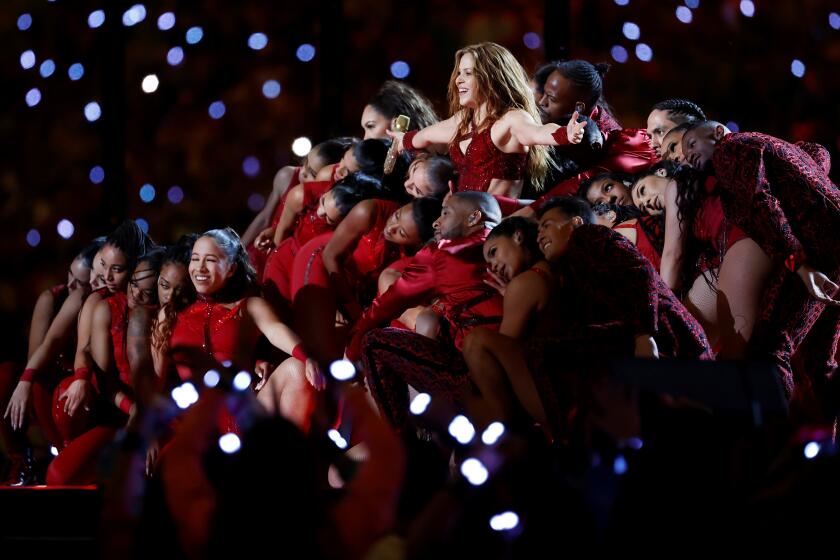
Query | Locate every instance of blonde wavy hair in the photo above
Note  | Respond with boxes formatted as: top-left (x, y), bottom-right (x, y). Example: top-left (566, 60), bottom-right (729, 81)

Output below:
top-left (447, 42), bottom-right (552, 191)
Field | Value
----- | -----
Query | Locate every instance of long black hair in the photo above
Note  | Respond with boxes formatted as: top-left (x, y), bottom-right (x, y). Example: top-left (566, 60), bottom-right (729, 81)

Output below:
top-left (105, 220), bottom-right (156, 274)
top-left (368, 80), bottom-right (439, 130)
top-left (488, 216), bottom-right (541, 261)
top-left (411, 196), bottom-right (444, 244)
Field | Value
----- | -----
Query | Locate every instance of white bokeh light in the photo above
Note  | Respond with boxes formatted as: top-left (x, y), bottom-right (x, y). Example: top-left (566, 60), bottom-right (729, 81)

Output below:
top-left (292, 137), bottom-right (312, 157)
top-left (481, 422), bottom-right (506, 445)
top-left (490, 511), bottom-right (520, 531)
top-left (219, 433), bottom-right (241, 454)
top-left (141, 74), bottom-right (159, 93)
top-left (57, 219), bottom-right (75, 239)
top-left (329, 359), bottom-right (355, 381)
top-left (409, 392), bottom-right (431, 415)
top-left (448, 415), bottom-right (476, 445)
top-left (203, 369), bottom-right (220, 388)
top-left (460, 458), bottom-right (489, 486)
top-left (233, 371), bottom-right (252, 391)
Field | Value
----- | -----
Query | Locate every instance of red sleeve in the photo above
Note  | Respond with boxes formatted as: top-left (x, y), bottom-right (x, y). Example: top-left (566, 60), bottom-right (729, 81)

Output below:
top-left (713, 137), bottom-right (807, 268)
top-left (493, 195), bottom-right (521, 217)
top-left (347, 252), bottom-right (438, 361)
top-left (530, 173), bottom-right (593, 209)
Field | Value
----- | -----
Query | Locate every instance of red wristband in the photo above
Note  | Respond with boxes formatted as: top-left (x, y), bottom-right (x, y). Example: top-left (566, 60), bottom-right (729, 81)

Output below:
top-left (551, 127), bottom-right (570, 146)
top-left (403, 130), bottom-right (419, 153)
top-left (118, 395), bottom-right (133, 415)
top-left (784, 250), bottom-right (806, 273)
top-left (20, 368), bottom-right (38, 382)
top-left (292, 344), bottom-right (309, 363)
top-left (74, 367), bottom-right (92, 381)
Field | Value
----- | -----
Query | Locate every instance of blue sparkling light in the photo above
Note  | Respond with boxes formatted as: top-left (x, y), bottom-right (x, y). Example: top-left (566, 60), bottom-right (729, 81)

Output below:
top-left (685, 0), bottom-right (700, 8)
top-left (26, 88), bottom-right (42, 107)
top-left (242, 156), bottom-right (261, 177)
top-left (135, 218), bottom-right (149, 234)
top-left (523, 32), bottom-right (541, 49)
top-left (26, 229), bottom-right (41, 247)
top-left (739, 0), bottom-right (755, 17)
top-left (676, 6), bottom-right (693, 23)
top-left (296, 43), bottom-right (316, 62)
top-left (40, 59), bottom-right (56, 78)
top-left (20, 50), bottom-right (36, 70)
top-left (84, 101), bottom-right (101, 122)
top-left (88, 9), bottom-right (105, 28)
top-left (247, 193), bottom-right (265, 212)
top-left (186, 26), bottom-right (203, 44)
top-left (725, 121), bottom-right (740, 133)
top-left (139, 184), bottom-right (156, 203)
top-left (89, 165), bottom-right (105, 184)
top-left (166, 46), bottom-right (184, 66)
top-left (248, 32), bottom-right (268, 50)
top-left (390, 61), bottom-right (410, 79)
top-left (635, 43), bottom-right (653, 62)
top-left (831, 12), bottom-right (840, 30)
top-left (791, 59), bottom-right (806, 78)
top-left (208, 101), bottom-right (226, 119)
top-left (622, 22), bottom-right (640, 40)
top-left (610, 45), bottom-right (628, 63)
top-left (262, 79), bottom-right (281, 99)
top-left (122, 4), bottom-right (147, 27)
top-left (18, 13), bottom-right (33, 31)
top-left (157, 12), bottom-right (175, 31)
top-left (68, 62), bottom-right (85, 80)
top-left (167, 186), bottom-right (184, 204)
top-left (614, 0), bottom-right (629, 5)
top-left (614, 455), bottom-right (628, 475)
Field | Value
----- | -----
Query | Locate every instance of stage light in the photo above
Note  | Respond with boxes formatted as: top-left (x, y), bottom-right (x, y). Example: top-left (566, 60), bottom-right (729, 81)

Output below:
top-left (186, 26), bottom-right (203, 44)
top-left (739, 1), bottom-right (755, 17)
top-left (25, 88), bottom-right (41, 107)
top-left (830, 12), bottom-right (840, 30)
top-left (139, 183), bottom-right (155, 203)
top-left (685, 0), bottom-right (700, 8)
top-left (167, 186), bottom-right (184, 204)
top-left (635, 43), bottom-right (653, 62)
top-left (614, 454), bottom-right (628, 475)
top-left (725, 120), bottom-right (740, 132)
top-left (614, 0), bottom-right (629, 5)
top-left (292, 137), bottom-right (312, 157)
top-left (26, 229), bottom-right (41, 247)
top-left (262, 79), bottom-right (281, 99)
top-left (203, 369), bottom-right (220, 388)
top-left (40, 59), bottom-right (56, 78)
top-left (135, 218), bottom-right (149, 233)
top-left (248, 32), bottom-right (268, 50)
top-left (242, 156), bottom-right (260, 177)
top-left (122, 4), bottom-right (146, 27)
top-left (804, 441), bottom-right (821, 459)
top-left (57, 219), bottom-right (75, 239)
top-left (328, 429), bottom-right (349, 449)
top-left (676, 6), bottom-right (693, 23)
top-left (88, 10), bottom-right (105, 28)
top-left (489, 511), bottom-right (519, 531)
top-left (18, 13), bottom-right (33, 31)
top-left (330, 359), bottom-right (357, 381)
top-left (390, 61), bottom-right (410, 79)
top-left (219, 433), bottom-right (241, 454)
top-left (448, 415), bottom-right (475, 444)
top-left (296, 43), bottom-right (316, 62)
top-left (233, 371), bottom-right (251, 391)
top-left (141, 74), bottom-right (159, 93)
top-left (20, 50), bottom-right (36, 70)
top-left (167, 46), bottom-right (184, 66)
top-left (523, 32), bottom-right (541, 49)
top-left (247, 193), bottom-right (265, 212)
top-left (610, 45), bottom-right (628, 63)
top-left (460, 458), bottom-right (488, 486)
top-left (171, 382), bottom-right (199, 409)
top-left (409, 392), bottom-right (431, 415)
top-left (790, 59), bottom-right (805, 78)
top-left (50, 446), bottom-right (59, 457)
top-left (481, 422), bottom-right (505, 445)
top-left (208, 101), bottom-right (226, 119)
top-left (622, 22), bottom-right (640, 40)
top-left (157, 12), bottom-right (175, 31)
top-left (68, 63), bottom-right (85, 80)
top-left (89, 165), bottom-right (105, 184)
top-left (626, 437), bottom-right (644, 450)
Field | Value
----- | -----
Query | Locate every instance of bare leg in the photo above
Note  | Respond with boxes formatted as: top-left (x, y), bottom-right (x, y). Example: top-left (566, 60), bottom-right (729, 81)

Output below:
top-left (685, 269), bottom-right (720, 350)
top-left (716, 238), bottom-right (773, 360)
top-left (256, 358), bottom-right (315, 433)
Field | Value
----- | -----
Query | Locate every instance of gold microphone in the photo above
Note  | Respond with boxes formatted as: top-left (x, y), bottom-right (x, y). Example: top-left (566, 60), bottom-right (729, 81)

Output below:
top-left (383, 115), bottom-right (411, 175)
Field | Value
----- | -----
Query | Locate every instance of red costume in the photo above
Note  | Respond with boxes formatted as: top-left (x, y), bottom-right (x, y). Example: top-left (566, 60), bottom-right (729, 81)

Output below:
top-left (261, 180), bottom-right (334, 307)
top-left (712, 132), bottom-right (840, 397)
top-left (449, 127), bottom-right (527, 193)
top-left (350, 229), bottom-right (504, 432)
top-left (247, 167), bottom-right (301, 278)
top-left (614, 220), bottom-right (662, 271)
top-left (691, 176), bottom-right (748, 274)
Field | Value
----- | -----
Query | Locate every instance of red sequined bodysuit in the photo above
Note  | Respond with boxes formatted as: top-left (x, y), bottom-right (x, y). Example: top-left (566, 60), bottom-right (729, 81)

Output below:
top-left (450, 127), bottom-right (527, 192)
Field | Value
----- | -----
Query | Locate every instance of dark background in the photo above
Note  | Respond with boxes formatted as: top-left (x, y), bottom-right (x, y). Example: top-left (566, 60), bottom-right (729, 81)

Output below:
top-left (2, 0), bottom-right (839, 360)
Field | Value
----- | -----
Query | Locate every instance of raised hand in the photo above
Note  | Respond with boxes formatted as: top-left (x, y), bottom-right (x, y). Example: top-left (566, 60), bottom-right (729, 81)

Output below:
top-left (566, 110), bottom-right (586, 144)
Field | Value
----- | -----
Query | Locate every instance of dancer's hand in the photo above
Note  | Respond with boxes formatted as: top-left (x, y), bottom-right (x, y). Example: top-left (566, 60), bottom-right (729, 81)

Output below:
top-left (565, 110), bottom-right (587, 144)
top-left (254, 361), bottom-right (273, 392)
top-left (305, 358), bottom-right (326, 391)
top-left (483, 269), bottom-right (508, 296)
top-left (4, 381), bottom-right (32, 430)
top-left (797, 264), bottom-right (840, 306)
top-left (59, 378), bottom-right (94, 416)
top-left (254, 227), bottom-right (276, 252)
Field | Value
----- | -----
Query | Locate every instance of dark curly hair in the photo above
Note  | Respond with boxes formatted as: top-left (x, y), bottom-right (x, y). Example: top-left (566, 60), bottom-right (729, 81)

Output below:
top-left (488, 216), bottom-right (541, 262)
top-left (367, 80), bottom-right (439, 131)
